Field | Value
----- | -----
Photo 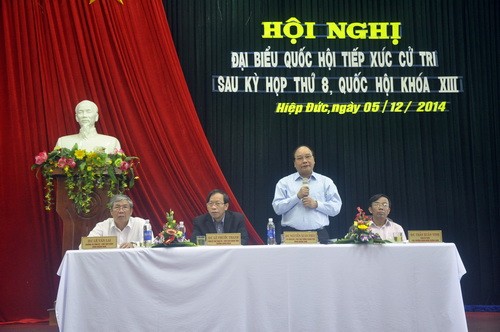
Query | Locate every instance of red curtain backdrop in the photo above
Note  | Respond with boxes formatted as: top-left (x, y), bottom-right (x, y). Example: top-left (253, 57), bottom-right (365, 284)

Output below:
top-left (0, 0), bottom-right (262, 322)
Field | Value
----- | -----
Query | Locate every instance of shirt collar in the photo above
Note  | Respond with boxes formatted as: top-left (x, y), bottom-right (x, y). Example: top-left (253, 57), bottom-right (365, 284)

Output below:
top-left (370, 217), bottom-right (393, 229)
top-left (111, 218), bottom-right (132, 230)
top-left (212, 214), bottom-right (225, 224)
top-left (294, 172), bottom-right (316, 181)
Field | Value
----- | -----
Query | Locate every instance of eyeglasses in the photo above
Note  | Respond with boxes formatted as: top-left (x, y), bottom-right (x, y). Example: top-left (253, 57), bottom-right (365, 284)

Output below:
top-left (207, 202), bottom-right (225, 207)
top-left (372, 202), bottom-right (389, 208)
top-left (112, 205), bottom-right (131, 211)
top-left (295, 154), bottom-right (313, 161)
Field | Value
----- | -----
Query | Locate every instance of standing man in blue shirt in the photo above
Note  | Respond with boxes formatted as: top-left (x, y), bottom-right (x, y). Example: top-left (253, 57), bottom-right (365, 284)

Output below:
top-left (272, 146), bottom-right (342, 244)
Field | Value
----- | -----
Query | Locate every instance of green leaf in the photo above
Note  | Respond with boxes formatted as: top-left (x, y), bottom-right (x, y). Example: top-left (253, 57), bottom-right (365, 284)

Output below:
top-left (107, 166), bottom-right (118, 183)
top-left (333, 238), bottom-right (355, 244)
top-left (129, 169), bottom-right (135, 188)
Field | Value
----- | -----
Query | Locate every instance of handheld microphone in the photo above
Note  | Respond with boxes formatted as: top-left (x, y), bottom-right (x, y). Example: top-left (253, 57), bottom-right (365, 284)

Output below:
top-left (302, 177), bottom-right (309, 186)
top-left (302, 177), bottom-right (309, 196)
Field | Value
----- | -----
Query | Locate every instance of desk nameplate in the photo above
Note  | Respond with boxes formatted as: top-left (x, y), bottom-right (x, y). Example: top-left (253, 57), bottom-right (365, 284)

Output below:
top-left (283, 231), bottom-right (318, 244)
top-left (81, 236), bottom-right (117, 249)
top-left (408, 230), bottom-right (442, 243)
top-left (206, 233), bottom-right (241, 246)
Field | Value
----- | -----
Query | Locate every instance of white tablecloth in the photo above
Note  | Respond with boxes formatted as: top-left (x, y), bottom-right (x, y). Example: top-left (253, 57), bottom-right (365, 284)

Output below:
top-left (56, 243), bottom-right (467, 332)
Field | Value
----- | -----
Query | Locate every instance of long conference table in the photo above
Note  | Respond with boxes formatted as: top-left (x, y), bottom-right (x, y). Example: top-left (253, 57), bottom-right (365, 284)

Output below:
top-left (56, 243), bottom-right (467, 331)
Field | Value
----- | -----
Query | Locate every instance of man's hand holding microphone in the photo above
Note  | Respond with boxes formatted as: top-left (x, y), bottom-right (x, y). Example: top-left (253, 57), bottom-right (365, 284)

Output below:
top-left (298, 178), bottom-right (317, 209)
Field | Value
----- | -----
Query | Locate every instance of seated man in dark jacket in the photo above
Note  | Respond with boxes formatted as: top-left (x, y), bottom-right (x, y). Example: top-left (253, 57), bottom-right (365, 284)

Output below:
top-left (190, 189), bottom-right (249, 245)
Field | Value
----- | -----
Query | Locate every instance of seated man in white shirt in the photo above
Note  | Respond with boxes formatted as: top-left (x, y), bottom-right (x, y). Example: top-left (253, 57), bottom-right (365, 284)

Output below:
top-left (81, 194), bottom-right (148, 249)
top-left (368, 194), bottom-right (407, 241)
top-left (55, 100), bottom-right (121, 153)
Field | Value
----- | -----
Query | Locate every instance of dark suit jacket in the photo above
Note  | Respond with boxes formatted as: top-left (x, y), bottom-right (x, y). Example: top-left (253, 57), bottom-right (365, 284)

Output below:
top-left (190, 210), bottom-right (249, 245)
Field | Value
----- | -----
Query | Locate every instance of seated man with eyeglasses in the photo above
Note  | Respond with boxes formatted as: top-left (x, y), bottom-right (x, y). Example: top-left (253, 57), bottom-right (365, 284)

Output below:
top-left (368, 194), bottom-right (407, 241)
top-left (80, 194), bottom-right (148, 249)
top-left (190, 189), bottom-right (249, 245)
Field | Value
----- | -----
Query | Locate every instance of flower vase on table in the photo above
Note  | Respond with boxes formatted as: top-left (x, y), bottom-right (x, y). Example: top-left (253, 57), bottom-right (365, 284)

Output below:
top-left (152, 209), bottom-right (196, 247)
top-left (334, 207), bottom-right (389, 244)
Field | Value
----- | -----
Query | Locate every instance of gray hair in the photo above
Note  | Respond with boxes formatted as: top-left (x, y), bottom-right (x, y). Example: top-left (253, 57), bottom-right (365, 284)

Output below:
top-left (108, 194), bottom-right (133, 209)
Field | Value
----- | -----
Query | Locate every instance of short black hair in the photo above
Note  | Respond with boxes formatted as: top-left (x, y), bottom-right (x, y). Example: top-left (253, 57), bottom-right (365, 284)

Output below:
top-left (206, 189), bottom-right (230, 204)
top-left (368, 194), bottom-right (391, 207)
top-left (292, 145), bottom-right (314, 159)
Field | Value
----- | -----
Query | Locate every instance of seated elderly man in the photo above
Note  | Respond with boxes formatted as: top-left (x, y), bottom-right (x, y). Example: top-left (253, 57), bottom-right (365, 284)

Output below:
top-left (81, 194), bottom-right (148, 249)
top-left (55, 100), bottom-right (121, 153)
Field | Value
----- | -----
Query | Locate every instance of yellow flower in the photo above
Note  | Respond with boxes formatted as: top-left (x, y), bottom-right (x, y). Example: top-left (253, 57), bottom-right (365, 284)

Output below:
top-left (74, 149), bottom-right (86, 160)
top-left (358, 224), bottom-right (369, 230)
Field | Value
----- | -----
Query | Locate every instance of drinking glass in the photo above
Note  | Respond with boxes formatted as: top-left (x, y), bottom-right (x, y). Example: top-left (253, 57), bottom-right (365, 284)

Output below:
top-left (196, 236), bottom-right (206, 246)
top-left (393, 232), bottom-right (403, 242)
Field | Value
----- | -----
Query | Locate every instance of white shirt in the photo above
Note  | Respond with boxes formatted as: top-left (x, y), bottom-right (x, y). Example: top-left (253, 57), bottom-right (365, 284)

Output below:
top-left (370, 217), bottom-right (407, 241)
top-left (82, 216), bottom-right (147, 248)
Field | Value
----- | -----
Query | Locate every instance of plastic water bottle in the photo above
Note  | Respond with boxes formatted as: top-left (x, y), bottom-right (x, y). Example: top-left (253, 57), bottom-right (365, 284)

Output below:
top-left (177, 221), bottom-right (186, 242)
top-left (267, 218), bottom-right (276, 245)
top-left (143, 220), bottom-right (153, 247)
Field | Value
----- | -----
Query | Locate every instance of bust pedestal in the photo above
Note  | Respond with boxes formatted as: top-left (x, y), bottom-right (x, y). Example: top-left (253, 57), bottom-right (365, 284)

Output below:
top-left (53, 170), bottom-right (111, 255)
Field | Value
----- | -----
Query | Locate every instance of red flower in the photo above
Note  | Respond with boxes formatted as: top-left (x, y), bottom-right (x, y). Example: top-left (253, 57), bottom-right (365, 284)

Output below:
top-left (35, 151), bottom-right (48, 165)
top-left (163, 235), bottom-right (176, 244)
top-left (57, 157), bottom-right (67, 168)
top-left (166, 229), bottom-right (177, 236)
top-left (66, 158), bottom-right (76, 168)
top-left (119, 161), bottom-right (130, 171)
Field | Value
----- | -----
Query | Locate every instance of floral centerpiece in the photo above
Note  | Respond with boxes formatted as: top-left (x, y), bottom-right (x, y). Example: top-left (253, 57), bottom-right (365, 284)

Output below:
top-left (335, 207), bottom-right (388, 244)
top-left (32, 144), bottom-right (138, 214)
top-left (153, 209), bottom-right (195, 247)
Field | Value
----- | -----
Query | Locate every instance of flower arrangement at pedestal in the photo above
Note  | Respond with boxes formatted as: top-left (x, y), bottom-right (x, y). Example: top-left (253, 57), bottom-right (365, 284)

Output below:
top-left (153, 210), bottom-right (195, 247)
top-left (32, 145), bottom-right (138, 214)
top-left (335, 207), bottom-right (388, 244)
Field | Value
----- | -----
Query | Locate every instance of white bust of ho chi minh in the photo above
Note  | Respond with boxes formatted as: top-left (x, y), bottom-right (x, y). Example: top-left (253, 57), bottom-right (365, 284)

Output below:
top-left (55, 100), bottom-right (121, 153)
